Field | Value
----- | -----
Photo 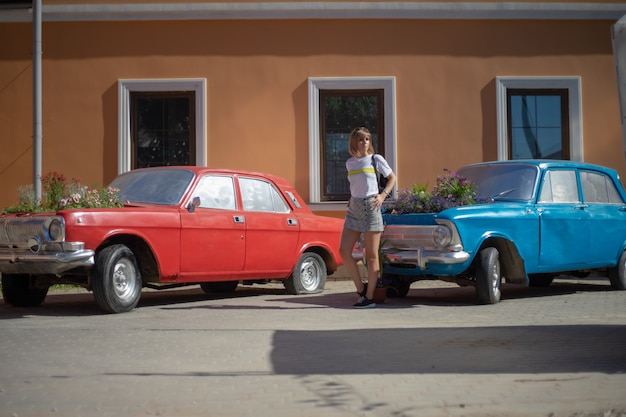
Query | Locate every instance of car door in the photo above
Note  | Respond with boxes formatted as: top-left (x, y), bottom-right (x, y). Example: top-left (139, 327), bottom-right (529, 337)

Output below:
top-left (238, 176), bottom-right (299, 276)
top-left (179, 174), bottom-right (245, 280)
top-left (537, 169), bottom-right (592, 268)
top-left (580, 169), bottom-right (626, 264)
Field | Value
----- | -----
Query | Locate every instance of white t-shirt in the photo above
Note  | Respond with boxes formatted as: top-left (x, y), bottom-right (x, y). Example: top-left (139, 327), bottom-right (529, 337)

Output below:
top-left (346, 154), bottom-right (392, 198)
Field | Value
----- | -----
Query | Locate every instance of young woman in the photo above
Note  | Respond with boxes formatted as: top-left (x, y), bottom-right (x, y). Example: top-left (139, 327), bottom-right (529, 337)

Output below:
top-left (338, 127), bottom-right (396, 308)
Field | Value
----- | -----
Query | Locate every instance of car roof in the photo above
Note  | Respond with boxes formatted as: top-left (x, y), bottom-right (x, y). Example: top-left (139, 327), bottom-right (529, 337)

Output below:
top-left (126, 166), bottom-right (293, 188)
top-left (462, 159), bottom-right (618, 175)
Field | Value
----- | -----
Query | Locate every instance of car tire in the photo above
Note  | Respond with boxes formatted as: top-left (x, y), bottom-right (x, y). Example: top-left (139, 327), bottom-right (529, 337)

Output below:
top-left (200, 281), bottom-right (239, 293)
top-left (92, 244), bottom-right (142, 313)
top-left (284, 252), bottom-right (326, 295)
top-left (609, 250), bottom-right (626, 290)
top-left (386, 275), bottom-right (410, 298)
top-left (1, 274), bottom-right (48, 307)
top-left (475, 246), bottom-right (502, 304)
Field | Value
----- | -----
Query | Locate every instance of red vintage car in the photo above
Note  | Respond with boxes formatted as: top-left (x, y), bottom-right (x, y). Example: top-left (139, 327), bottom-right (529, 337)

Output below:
top-left (0, 167), bottom-right (344, 313)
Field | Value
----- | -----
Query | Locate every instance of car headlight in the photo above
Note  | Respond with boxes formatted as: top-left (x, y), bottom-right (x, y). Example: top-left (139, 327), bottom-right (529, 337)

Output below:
top-left (48, 218), bottom-right (64, 241)
top-left (433, 225), bottom-right (452, 248)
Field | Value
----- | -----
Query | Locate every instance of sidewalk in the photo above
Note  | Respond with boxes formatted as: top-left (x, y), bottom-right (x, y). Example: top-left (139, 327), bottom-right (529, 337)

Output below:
top-left (1, 273), bottom-right (625, 417)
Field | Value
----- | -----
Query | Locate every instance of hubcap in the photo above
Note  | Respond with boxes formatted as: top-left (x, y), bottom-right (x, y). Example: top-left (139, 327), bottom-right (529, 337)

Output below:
top-left (490, 262), bottom-right (501, 297)
top-left (300, 258), bottom-right (321, 291)
top-left (113, 258), bottom-right (138, 301)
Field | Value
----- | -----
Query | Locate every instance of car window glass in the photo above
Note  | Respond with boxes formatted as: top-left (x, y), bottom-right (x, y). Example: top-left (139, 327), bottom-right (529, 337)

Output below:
top-left (271, 186), bottom-right (290, 213)
top-left (608, 181), bottom-right (624, 203)
top-left (538, 170), bottom-right (579, 203)
top-left (194, 175), bottom-right (236, 210)
top-left (111, 168), bottom-right (194, 205)
top-left (458, 164), bottom-right (537, 201)
top-left (240, 177), bottom-right (289, 213)
top-left (581, 171), bottom-right (623, 204)
top-left (285, 191), bottom-right (302, 208)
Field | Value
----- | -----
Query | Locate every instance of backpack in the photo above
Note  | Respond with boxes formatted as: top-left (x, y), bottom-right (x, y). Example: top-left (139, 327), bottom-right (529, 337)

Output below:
top-left (372, 154), bottom-right (390, 197)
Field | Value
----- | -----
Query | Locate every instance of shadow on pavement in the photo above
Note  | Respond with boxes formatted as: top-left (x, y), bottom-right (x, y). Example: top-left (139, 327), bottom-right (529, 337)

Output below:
top-left (277, 280), bottom-right (614, 309)
top-left (270, 324), bottom-right (626, 375)
top-left (0, 279), bottom-right (614, 316)
top-left (0, 285), bottom-right (288, 317)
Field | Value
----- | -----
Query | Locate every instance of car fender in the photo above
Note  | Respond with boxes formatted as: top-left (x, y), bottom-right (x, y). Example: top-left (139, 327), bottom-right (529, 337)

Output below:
top-left (613, 242), bottom-right (626, 266)
top-left (294, 215), bottom-right (344, 273)
top-left (441, 204), bottom-right (538, 276)
top-left (472, 232), bottom-right (528, 284)
top-left (62, 210), bottom-right (181, 281)
top-left (296, 240), bottom-right (342, 273)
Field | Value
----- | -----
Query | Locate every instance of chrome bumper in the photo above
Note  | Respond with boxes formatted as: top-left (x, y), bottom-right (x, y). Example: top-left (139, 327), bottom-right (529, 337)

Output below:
top-left (385, 248), bottom-right (470, 270)
top-left (0, 249), bottom-right (95, 275)
top-left (353, 247), bottom-right (469, 270)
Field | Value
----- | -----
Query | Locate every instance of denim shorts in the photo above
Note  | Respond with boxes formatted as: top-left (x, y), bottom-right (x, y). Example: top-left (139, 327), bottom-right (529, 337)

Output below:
top-left (344, 196), bottom-right (384, 232)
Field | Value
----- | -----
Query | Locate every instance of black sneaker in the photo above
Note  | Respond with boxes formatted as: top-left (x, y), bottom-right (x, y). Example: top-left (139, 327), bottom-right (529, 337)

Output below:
top-left (353, 297), bottom-right (376, 308)
top-left (358, 282), bottom-right (368, 297)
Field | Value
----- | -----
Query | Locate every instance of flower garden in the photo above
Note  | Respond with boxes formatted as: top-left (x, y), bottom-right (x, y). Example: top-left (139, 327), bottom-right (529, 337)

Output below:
top-left (384, 169), bottom-right (477, 214)
top-left (2, 171), bottom-right (122, 214)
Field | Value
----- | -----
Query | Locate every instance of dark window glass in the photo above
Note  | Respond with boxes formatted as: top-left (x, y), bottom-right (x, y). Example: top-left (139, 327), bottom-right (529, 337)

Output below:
top-left (131, 92), bottom-right (196, 168)
top-left (320, 90), bottom-right (384, 201)
top-left (458, 164), bottom-right (538, 201)
top-left (111, 168), bottom-right (194, 205)
top-left (507, 89), bottom-right (569, 160)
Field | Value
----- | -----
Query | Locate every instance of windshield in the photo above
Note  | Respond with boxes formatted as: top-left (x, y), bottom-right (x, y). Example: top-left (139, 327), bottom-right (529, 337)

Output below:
top-left (458, 164), bottom-right (539, 202)
top-left (110, 168), bottom-right (195, 205)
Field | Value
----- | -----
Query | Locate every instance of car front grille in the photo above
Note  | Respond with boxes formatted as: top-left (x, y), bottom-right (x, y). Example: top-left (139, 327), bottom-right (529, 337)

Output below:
top-left (382, 225), bottom-right (438, 250)
top-left (0, 216), bottom-right (61, 247)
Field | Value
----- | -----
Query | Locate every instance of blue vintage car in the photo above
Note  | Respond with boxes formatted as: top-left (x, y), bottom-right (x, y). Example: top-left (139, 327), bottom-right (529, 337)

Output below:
top-left (376, 160), bottom-right (626, 304)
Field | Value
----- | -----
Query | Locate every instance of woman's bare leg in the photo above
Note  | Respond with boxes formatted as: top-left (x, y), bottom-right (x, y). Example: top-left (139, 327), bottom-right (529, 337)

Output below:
top-left (363, 231), bottom-right (382, 300)
top-left (339, 228), bottom-right (365, 294)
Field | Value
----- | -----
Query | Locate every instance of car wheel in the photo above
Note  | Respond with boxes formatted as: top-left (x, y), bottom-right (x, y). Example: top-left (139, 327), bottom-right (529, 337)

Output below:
top-left (475, 247), bottom-right (502, 304)
top-left (609, 250), bottom-right (626, 290)
top-left (528, 273), bottom-right (554, 287)
top-left (284, 252), bottom-right (326, 295)
top-left (92, 244), bottom-right (142, 313)
top-left (386, 275), bottom-right (410, 298)
top-left (200, 281), bottom-right (239, 293)
top-left (1, 274), bottom-right (48, 307)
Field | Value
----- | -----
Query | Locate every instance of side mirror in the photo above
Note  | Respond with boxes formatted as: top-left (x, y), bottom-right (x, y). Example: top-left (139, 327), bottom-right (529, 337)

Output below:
top-left (187, 196), bottom-right (201, 213)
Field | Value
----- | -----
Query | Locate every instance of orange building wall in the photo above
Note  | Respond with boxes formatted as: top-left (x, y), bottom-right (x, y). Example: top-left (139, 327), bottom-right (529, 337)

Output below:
top-left (0, 18), bottom-right (623, 212)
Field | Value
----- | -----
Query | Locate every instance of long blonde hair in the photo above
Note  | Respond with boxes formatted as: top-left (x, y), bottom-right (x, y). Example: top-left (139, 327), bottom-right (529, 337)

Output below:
top-left (348, 127), bottom-right (375, 158)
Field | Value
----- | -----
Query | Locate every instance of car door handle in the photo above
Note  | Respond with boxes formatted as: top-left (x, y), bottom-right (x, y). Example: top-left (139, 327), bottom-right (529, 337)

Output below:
top-left (233, 215), bottom-right (245, 223)
top-left (287, 218), bottom-right (298, 226)
top-left (574, 204), bottom-right (588, 210)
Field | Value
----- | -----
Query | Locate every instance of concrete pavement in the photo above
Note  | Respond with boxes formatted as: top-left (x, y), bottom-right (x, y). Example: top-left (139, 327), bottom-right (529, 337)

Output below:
top-left (1, 276), bottom-right (625, 417)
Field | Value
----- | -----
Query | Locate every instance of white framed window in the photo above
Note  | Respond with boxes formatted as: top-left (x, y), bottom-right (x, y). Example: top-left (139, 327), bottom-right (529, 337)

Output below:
top-left (496, 76), bottom-right (582, 161)
top-left (308, 77), bottom-right (397, 207)
top-left (118, 78), bottom-right (207, 174)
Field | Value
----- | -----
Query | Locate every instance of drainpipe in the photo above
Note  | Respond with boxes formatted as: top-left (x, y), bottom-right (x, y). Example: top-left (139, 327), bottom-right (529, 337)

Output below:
top-left (613, 15), bottom-right (626, 165)
top-left (33, 0), bottom-right (42, 203)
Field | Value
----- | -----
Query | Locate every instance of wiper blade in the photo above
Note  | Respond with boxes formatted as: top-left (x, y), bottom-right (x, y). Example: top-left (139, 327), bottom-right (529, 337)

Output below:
top-left (490, 189), bottom-right (516, 201)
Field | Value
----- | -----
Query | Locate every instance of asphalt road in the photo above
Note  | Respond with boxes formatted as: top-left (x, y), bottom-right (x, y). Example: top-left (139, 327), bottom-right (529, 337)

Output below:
top-left (1, 276), bottom-right (625, 417)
